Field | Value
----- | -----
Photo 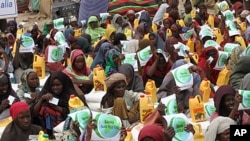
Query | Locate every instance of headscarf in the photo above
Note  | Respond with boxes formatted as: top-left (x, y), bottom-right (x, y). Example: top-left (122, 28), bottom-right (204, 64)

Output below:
top-left (197, 46), bottom-right (219, 84)
top-left (6, 33), bottom-right (15, 47)
top-left (77, 37), bottom-right (92, 54)
top-left (111, 14), bottom-right (124, 33)
top-left (104, 48), bottom-right (120, 77)
top-left (118, 64), bottom-right (144, 92)
top-left (133, 22), bottom-right (146, 40)
top-left (90, 42), bottom-right (112, 70)
top-left (138, 124), bottom-right (164, 141)
top-left (240, 73), bottom-right (250, 90)
top-left (105, 73), bottom-right (127, 88)
top-left (10, 102), bottom-right (29, 119)
top-left (214, 85), bottom-right (236, 114)
top-left (150, 32), bottom-right (165, 50)
top-left (7, 20), bottom-right (17, 37)
top-left (40, 71), bottom-right (75, 108)
top-left (232, 2), bottom-right (243, 14)
top-left (230, 56), bottom-right (250, 89)
top-left (0, 102), bottom-right (41, 141)
top-left (102, 25), bottom-right (116, 40)
top-left (205, 116), bottom-right (236, 141)
top-left (64, 28), bottom-right (74, 41)
top-left (139, 11), bottom-right (151, 27)
top-left (63, 49), bottom-right (91, 81)
top-left (85, 16), bottom-right (106, 44)
top-left (0, 72), bottom-right (20, 104)
top-left (18, 69), bottom-right (40, 93)
top-left (142, 49), bottom-right (172, 83)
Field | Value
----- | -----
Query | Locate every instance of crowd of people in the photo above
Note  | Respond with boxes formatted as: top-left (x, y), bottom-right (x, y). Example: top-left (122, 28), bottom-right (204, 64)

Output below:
top-left (1, 0), bottom-right (250, 141)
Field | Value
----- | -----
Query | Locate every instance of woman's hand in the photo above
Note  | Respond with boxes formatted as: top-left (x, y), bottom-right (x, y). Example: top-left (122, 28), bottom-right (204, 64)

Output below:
top-left (41, 93), bottom-right (53, 102)
top-left (164, 127), bottom-right (175, 141)
top-left (234, 91), bottom-right (242, 108)
top-left (157, 102), bottom-right (166, 116)
top-left (0, 99), bottom-right (9, 112)
top-left (185, 124), bottom-right (195, 134)
top-left (86, 118), bottom-right (97, 140)
top-left (172, 86), bottom-right (181, 95)
top-left (119, 126), bottom-right (127, 141)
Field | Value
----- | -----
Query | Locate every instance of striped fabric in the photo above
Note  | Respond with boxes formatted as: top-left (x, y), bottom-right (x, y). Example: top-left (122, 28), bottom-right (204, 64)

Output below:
top-left (17, 0), bottom-right (29, 13)
top-left (108, 0), bottom-right (158, 16)
top-left (78, 0), bottom-right (109, 24)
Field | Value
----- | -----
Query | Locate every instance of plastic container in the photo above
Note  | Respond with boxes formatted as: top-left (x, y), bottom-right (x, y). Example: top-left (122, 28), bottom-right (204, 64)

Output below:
top-left (216, 66), bottom-right (231, 86)
top-left (207, 15), bottom-right (214, 28)
top-left (139, 94), bottom-right (154, 123)
top-left (189, 95), bottom-right (206, 122)
top-left (191, 9), bottom-right (196, 19)
top-left (124, 128), bottom-right (133, 141)
top-left (38, 131), bottom-right (44, 141)
top-left (199, 78), bottom-right (211, 103)
top-left (152, 23), bottom-right (158, 32)
top-left (33, 55), bottom-right (45, 79)
top-left (176, 19), bottom-right (185, 27)
top-left (235, 36), bottom-right (246, 48)
top-left (93, 65), bottom-right (107, 91)
top-left (191, 53), bottom-right (199, 64)
top-left (213, 28), bottom-right (223, 44)
top-left (86, 54), bottom-right (93, 68)
top-left (124, 28), bottom-right (132, 40)
top-left (145, 79), bottom-right (157, 104)
top-left (186, 38), bottom-right (195, 53)
top-left (74, 28), bottom-right (82, 38)
top-left (68, 94), bottom-right (84, 111)
top-left (41, 134), bottom-right (49, 141)
top-left (166, 28), bottom-right (172, 37)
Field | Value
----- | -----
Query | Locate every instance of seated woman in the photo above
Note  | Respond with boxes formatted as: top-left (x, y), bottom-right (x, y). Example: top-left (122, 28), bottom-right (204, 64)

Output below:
top-left (85, 16), bottom-right (106, 45)
top-left (44, 29), bottom-right (66, 73)
top-left (157, 59), bottom-right (203, 114)
top-left (197, 46), bottom-right (220, 85)
top-left (0, 72), bottom-right (20, 120)
top-left (0, 102), bottom-right (42, 141)
top-left (63, 49), bottom-right (93, 95)
top-left (205, 116), bottom-right (236, 141)
top-left (142, 49), bottom-right (172, 87)
top-left (104, 48), bottom-right (121, 77)
top-left (148, 32), bottom-right (165, 51)
top-left (118, 63), bottom-right (144, 93)
top-left (16, 69), bottom-right (40, 106)
top-left (32, 71), bottom-right (83, 138)
top-left (111, 14), bottom-right (127, 34)
top-left (101, 73), bottom-right (140, 127)
top-left (211, 85), bottom-right (250, 125)
top-left (90, 42), bottom-right (112, 70)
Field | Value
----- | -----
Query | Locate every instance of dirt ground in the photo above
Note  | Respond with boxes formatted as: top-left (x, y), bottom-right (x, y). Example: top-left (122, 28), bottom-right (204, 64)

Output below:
top-left (7, 11), bottom-right (49, 32)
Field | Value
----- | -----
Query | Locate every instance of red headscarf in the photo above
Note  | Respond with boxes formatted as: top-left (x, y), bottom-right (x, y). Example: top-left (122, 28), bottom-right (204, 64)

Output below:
top-left (70, 49), bottom-right (90, 75)
top-left (6, 33), bottom-right (16, 47)
top-left (10, 102), bottom-right (29, 119)
top-left (142, 53), bottom-right (171, 82)
top-left (233, 2), bottom-right (243, 13)
top-left (197, 46), bottom-right (219, 84)
top-left (138, 124), bottom-right (164, 141)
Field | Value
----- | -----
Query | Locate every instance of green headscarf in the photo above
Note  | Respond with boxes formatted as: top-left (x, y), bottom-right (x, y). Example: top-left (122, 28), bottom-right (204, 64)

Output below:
top-left (18, 69), bottom-right (40, 93)
top-left (85, 16), bottom-right (106, 44)
top-left (105, 49), bottom-right (120, 77)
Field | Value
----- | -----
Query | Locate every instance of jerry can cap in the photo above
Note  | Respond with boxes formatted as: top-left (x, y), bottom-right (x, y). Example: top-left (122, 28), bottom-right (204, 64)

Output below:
top-left (140, 95), bottom-right (145, 98)
top-left (70, 94), bottom-right (75, 98)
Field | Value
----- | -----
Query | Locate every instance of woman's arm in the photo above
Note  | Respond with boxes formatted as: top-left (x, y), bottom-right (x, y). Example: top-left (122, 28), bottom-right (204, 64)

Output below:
top-left (33, 93), bottom-right (53, 116)
top-left (13, 39), bottom-right (21, 69)
top-left (0, 48), bottom-right (9, 72)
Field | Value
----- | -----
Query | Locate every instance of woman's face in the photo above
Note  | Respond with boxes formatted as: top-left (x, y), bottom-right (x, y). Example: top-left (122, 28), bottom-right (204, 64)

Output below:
top-left (52, 79), bottom-right (63, 95)
top-left (149, 35), bottom-right (157, 47)
top-left (221, 94), bottom-right (235, 112)
top-left (127, 14), bottom-right (135, 21)
top-left (116, 17), bottom-right (123, 26)
top-left (0, 75), bottom-right (8, 94)
top-left (17, 110), bottom-right (31, 130)
top-left (113, 81), bottom-right (126, 98)
top-left (90, 21), bottom-right (98, 29)
top-left (27, 72), bottom-right (39, 89)
top-left (218, 128), bottom-right (230, 141)
top-left (157, 55), bottom-right (167, 71)
top-left (74, 55), bottom-right (85, 71)
top-left (163, 19), bottom-right (171, 29)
